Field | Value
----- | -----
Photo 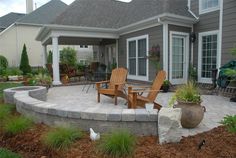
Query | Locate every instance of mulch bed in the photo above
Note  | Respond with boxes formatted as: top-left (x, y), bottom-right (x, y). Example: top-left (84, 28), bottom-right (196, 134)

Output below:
top-left (0, 123), bottom-right (235, 158)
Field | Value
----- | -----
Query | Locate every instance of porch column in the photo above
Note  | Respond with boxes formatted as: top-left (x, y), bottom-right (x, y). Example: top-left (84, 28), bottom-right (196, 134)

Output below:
top-left (115, 39), bottom-right (119, 68)
top-left (42, 45), bottom-right (47, 68)
top-left (52, 36), bottom-right (62, 85)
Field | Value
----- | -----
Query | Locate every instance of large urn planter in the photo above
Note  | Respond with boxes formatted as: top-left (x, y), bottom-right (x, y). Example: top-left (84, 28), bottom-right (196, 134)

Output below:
top-left (175, 101), bottom-right (205, 128)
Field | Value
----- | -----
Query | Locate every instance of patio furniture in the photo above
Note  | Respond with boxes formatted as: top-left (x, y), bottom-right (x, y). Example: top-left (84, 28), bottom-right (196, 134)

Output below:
top-left (96, 67), bottom-right (128, 105)
top-left (127, 70), bottom-right (166, 109)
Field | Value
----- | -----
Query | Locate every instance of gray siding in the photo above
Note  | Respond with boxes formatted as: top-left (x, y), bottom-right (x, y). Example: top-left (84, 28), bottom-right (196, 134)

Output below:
top-left (190, 0), bottom-right (199, 16)
top-left (118, 25), bottom-right (163, 81)
top-left (193, 11), bottom-right (220, 67)
top-left (222, 0), bottom-right (236, 65)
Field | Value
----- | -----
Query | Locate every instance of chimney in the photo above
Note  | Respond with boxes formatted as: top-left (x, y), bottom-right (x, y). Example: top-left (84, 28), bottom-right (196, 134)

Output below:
top-left (26, 0), bottom-right (33, 14)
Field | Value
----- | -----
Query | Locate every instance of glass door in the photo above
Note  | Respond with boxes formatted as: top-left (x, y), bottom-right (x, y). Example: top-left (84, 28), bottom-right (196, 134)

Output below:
top-left (170, 33), bottom-right (189, 84)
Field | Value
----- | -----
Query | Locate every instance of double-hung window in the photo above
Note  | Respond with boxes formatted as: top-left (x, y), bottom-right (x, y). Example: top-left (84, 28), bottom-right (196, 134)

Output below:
top-left (199, 0), bottom-right (219, 14)
top-left (198, 31), bottom-right (219, 83)
top-left (127, 35), bottom-right (149, 81)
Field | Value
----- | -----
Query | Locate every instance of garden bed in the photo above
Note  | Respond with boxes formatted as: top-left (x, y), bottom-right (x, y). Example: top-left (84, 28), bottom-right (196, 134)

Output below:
top-left (0, 123), bottom-right (235, 158)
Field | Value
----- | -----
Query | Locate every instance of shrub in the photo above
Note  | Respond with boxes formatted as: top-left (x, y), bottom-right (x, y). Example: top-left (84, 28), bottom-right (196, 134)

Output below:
top-left (42, 127), bottom-right (82, 150)
top-left (3, 116), bottom-right (33, 135)
top-left (19, 44), bottom-right (31, 75)
top-left (60, 47), bottom-right (77, 67)
top-left (0, 55), bottom-right (8, 69)
top-left (47, 50), bottom-right (53, 64)
top-left (0, 104), bottom-right (15, 120)
top-left (99, 129), bottom-right (136, 158)
top-left (5, 67), bottom-right (23, 76)
top-left (220, 115), bottom-right (236, 133)
top-left (0, 148), bottom-right (21, 158)
top-left (169, 81), bottom-right (201, 106)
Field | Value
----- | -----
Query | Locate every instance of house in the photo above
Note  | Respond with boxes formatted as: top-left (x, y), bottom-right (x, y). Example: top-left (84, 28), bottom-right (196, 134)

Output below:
top-left (0, 0), bottom-right (68, 67)
top-left (0, 12), bottom-right (25, 32)
top-left (36, 0), bottom-right (236, 85)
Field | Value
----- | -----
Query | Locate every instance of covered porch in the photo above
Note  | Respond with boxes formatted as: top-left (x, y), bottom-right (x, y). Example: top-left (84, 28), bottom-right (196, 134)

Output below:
top-left (36, 25), bottom-right (119, 85)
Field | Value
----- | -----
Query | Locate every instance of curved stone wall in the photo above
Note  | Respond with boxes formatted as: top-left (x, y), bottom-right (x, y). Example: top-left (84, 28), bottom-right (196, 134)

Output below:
top-left (4, 86), bottom-right (158, 136)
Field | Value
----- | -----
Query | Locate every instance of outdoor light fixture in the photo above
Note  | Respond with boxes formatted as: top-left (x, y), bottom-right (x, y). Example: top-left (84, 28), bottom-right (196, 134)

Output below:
top-left (190, 32), bottom-right (196, 43)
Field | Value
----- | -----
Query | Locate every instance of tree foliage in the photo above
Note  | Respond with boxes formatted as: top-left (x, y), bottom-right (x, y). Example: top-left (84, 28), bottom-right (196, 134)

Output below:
top-left (47, 50), bottom-right (53, 64)
top-left (19, 44), bottom-right (31, 75)
top-left (60, 47), bottom-right (77, 67)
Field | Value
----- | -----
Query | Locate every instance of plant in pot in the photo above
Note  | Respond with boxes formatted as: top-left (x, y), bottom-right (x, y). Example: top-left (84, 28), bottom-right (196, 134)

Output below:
top-left (162, 80), bottom-right (170, 92)
top-left (169, 82), bottom-right (205, 128)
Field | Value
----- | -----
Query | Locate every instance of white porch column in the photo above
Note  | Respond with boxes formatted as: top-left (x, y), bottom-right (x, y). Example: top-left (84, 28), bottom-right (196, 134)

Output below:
top-left (52, 36), bottom-right (62, 85)
top-left (42, 45), bottom-right (47, 68)
top-left (115, 39), bottom-right (119, 68)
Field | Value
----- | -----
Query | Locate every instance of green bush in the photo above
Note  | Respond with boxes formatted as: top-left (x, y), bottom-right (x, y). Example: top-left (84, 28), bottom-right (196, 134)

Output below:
top-left (19, 44), bottom-right (31, 75)
top-left (47, 50), bottom-right (53, 64)
top-left (220, 115), bottom-right (236, 133)
top-left (60, 47), bottom-right (77, 67)
top-left (42, 127), bottom-right (82, 150)
top-left (0, 148), bottom-right (21, 158)
top-left (169, 81), bottom-right (201, 106)
top-left (99, 129), bottom-right (136, 158)
top-left (3, 116), bottom-right (33, 135)
top-left (0, 55), bottom-right (8, 69)
top-left (5, 67), bottom-right (23, 76)
top-left (0, 104), bottom-right (15, 120)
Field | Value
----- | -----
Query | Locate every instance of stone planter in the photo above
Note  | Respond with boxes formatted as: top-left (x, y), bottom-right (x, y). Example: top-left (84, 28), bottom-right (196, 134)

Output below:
top-left (162, 85), bottom-right (169, 93)
top-left (174, 101), bottom-right (205, 128)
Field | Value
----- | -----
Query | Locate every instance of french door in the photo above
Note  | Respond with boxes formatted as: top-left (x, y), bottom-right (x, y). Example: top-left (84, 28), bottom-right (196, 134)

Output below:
top-left (127, 35), bottom-right (148, 81)
top-left (170, 32), bottom-right (189, 84)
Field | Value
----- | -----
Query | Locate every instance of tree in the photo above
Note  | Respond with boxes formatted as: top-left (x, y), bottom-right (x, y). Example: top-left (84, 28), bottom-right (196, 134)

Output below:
top-left (47, 50), bottom-right (53, 64)
top-left (60, 47), bottom-right (77, 67)
top-left (19, 44), bottom-right (31, 75)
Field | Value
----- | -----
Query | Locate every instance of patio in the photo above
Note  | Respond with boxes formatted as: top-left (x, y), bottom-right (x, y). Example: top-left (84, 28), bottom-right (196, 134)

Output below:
top-left (47, 85), bottom-right (236, 137)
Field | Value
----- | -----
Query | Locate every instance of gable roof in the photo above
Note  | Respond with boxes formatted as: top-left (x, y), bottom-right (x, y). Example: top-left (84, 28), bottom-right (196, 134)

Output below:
top-left (53, 0), bottom-right (193, 29)
top-left (0, 12), bottom-right (25, 29)
top-left (17, 0), bottom-right (68, 25)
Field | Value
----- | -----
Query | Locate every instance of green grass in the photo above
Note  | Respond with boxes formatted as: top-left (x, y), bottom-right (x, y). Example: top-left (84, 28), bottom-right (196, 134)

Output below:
top-left (98, 129), bottom-right (136, 158)
top-left (3, 116), bottom-right (33, 135)
top-left (0, 104), bottom-right (15, 120)
top-left (42, 127), bottom-right (82, 150)
top-left (0, 148), bottom-right (21, 158)
top-left (0, 82), bottom-right (22, 100)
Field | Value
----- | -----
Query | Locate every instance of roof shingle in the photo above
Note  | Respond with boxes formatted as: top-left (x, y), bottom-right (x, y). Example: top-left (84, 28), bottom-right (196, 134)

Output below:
top-left (0, 12), bottom-right (25, 29)
top-left (53, 0), bottom-right (193, 29)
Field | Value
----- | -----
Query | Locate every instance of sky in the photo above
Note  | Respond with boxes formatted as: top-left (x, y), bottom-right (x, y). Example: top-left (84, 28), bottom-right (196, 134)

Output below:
top-left (0, 0), bottom-right (75, 17)
top-left (0, 0), bottom-right (132, 17)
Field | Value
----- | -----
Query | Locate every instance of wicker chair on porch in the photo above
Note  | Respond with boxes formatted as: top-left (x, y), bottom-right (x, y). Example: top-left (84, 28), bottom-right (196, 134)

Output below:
top-left (96, 67), bottom-right (128, 105)
top-left (128, 70), bottom-right (166, 110)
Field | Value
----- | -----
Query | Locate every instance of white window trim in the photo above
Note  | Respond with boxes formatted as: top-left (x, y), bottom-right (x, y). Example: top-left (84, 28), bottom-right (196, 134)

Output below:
top-left (126, 35), bottom-right (149, 81)
top-left (199, 0), bottom-right (220, 15)
top-left (169, 31), bottom-right (190, 85)
top-left (198, 30), bottom-right (220, 83)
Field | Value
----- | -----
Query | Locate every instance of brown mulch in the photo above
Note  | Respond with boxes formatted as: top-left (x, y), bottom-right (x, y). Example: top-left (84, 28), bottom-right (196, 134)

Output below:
top-left (0, 124), bottom-right (235, 158)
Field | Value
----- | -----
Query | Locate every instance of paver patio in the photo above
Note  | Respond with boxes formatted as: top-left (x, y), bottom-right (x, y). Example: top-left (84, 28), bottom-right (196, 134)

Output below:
top-left (47, 85), bottom-right (236, 137)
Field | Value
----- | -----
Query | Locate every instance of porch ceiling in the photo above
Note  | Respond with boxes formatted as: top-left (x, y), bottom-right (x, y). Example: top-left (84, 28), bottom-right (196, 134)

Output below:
top-left (44, 36), bottom-right (116, 46)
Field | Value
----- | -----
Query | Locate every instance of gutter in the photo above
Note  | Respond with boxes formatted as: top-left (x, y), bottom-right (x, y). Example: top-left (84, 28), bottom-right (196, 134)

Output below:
top-left (187, 0), bottom-right (199, 20)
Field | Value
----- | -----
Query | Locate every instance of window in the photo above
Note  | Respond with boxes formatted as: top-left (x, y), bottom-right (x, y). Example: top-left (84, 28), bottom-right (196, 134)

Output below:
top-left (198, 31), bottom-right (219, 83)
top-left (80, 45), bottom-right (88, 48)
top-left (79, 59), bottom-right (88, 65)
top-left (127, 35), bottom-right (148, 81)
top-left (199, 0), bottom-right (219, 14)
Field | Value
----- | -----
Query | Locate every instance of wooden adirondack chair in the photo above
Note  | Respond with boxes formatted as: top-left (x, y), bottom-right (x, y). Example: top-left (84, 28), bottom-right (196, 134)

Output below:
top-left (96, 67), bottom-right (128, 105)
top-left (128, 70), bottom-right (166, 110)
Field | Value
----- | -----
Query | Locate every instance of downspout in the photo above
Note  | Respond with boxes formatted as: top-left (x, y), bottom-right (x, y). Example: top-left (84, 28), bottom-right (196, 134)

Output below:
top-left (158, 18), bottom-right (169, 79)
top-left (218, 0), bottom-right (223, 69)
top-left (187, 0), bottom-right (199, 20)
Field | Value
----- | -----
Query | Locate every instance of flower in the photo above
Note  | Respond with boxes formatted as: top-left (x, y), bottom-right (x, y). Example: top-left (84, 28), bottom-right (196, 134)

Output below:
top-left (147, 45), bottom-right (161, 61)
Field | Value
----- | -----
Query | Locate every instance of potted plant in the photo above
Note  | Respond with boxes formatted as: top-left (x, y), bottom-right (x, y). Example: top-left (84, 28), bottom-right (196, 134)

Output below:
top-left (162, 80), bottom-right (170, 92)
top-left (169, 82), bottom-right (205, 128)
